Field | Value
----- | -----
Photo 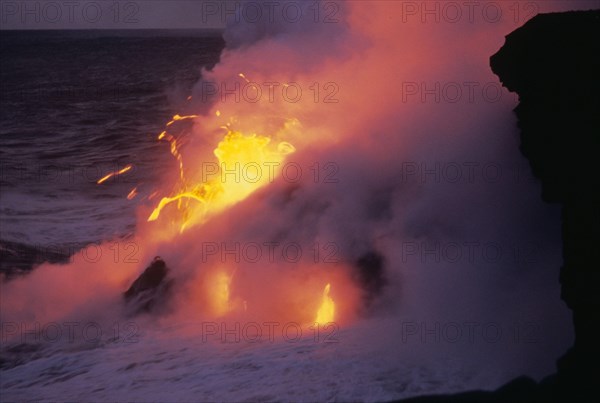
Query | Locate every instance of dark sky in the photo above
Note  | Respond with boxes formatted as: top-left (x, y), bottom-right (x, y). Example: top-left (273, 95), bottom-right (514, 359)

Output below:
top-left (1, 0), bottom-right (598, 30)
top-left (0, 0), bottom-right (228, 30)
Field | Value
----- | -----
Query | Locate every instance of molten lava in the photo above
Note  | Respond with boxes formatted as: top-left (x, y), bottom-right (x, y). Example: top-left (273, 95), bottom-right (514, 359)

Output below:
top-left (315, 283), bottom-right (335, 325)
top-left (127, 187), bottom-right (138, 200)
top-left (97, 164), bottom-right (132, 184)
top-left (148, 128), bottom-right (295, 232)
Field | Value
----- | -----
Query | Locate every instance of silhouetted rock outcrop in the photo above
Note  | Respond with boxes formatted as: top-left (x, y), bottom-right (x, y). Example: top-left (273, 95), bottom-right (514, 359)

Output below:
top-left (490, 10), bottom-right (600, 203)
top-left (491, 9), bottom-right (600, 402)
top-left (397, 9), bottom-right (600, 403)
top-left (124, 256), bottom-right (173, 315)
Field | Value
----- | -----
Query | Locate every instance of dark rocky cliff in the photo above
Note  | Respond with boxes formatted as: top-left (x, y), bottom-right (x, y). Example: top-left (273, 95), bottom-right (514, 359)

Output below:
top-left (490, 9), bottom-right (600, 402)
top-left (490, 10), bottom-right (600, 203)
top-left (401, 9), bottom-right (600, 403)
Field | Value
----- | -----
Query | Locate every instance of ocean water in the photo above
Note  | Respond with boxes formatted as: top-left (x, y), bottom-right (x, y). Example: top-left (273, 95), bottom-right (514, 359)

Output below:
top-left (9, 319), bottom-right (513, 403)
top-left (0, 30), bottom-right (224, 257)
top-left (0, 320), bottom-right (462, 402)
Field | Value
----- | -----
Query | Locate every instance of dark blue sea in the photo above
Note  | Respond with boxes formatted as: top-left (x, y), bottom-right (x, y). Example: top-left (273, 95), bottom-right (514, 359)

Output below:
top-left (0, 30), bottom-right (224, 271)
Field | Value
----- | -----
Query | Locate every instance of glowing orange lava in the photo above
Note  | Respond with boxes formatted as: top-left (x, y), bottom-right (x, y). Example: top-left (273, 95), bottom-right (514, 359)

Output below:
top-left (96, 164), bottom-right (132, 184)
top-left (315, 283), bottom-right (335, 325)
top-left (127, 187), bottom-right (138, 200)
top-left (148, 128), bottom-right (295, 232)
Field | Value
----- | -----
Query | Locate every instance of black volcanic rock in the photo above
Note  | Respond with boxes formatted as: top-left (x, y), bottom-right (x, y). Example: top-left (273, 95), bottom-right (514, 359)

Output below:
top-left (491, 10), bottom-right (600, 402)
top-left (490, 10), bottom-right (600, 203)
top-left (400, 376), bottom-right (539, 402)
top-left (124, 256), bottom-right (173, 315)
